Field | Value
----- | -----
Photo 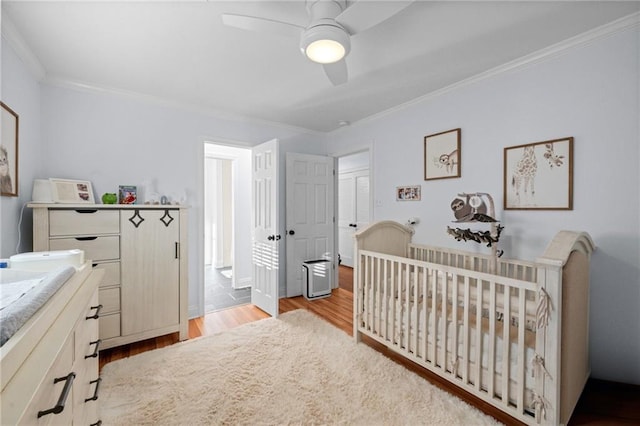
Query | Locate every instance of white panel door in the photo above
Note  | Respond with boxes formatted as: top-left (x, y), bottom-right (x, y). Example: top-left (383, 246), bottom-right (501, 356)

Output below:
top-left (251, 139), bottom-right (279, 317)
top-left (338, 169), bottom-right (370, 267)
top-left (285, 153), bottom-right (334, 297)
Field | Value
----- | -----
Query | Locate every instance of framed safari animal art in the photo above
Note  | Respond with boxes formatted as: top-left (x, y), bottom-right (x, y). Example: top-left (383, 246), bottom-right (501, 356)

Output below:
top-left (1, 102), bottom-right (19, 197)
top-left (503, 137), bottom-right (573, 210)
top-left (424, 128), bottom-right (460, 180)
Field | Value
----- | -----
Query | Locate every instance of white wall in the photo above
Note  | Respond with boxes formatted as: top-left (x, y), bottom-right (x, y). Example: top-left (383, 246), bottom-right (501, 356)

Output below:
top-left (0, 37), bottom-right (41, 258)
top-left (327, 25), bottom-right (640, 384)
top-left (35, 83), bottom-right (326, 318)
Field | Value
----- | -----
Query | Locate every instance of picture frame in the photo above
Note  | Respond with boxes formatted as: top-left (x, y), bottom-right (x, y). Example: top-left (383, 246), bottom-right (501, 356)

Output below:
top-left (50, 178), bottom-right (96, 203)
top-left (396, 185), bottom-right (421, 201)
top-left (118, 185), bottom-right (138, 204)
top-left (424, 128), bottom-right (461, 180)
top-left (1, 102), bottom-right (19, 197)
top-left (503, 137), bottom-right (573, 210)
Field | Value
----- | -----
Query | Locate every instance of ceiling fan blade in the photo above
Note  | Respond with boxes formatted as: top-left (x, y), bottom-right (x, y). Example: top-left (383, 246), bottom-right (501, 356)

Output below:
top-left (323, 60), bottom-right (348, 86)
top-left (221, 14), bottom-right (303, 39)
top-left (335, 0), bottom-right (414, 35)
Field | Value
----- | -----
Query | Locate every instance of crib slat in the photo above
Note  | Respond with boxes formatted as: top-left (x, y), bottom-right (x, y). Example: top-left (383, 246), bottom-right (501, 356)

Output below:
top-left (462, 276), bottom-right (470, 384)
top-left (421, 266), bottom-right (428, 361)
top-left (475, 279), bottom-right (483, 392)
top-left (502, 284), bottom-right (511, 405)
top-left (404, 263), bottom-right (410, 350)
top-left (375, 256), bottom-right (381, 335)
top-left (391, 260), bottom-right (397, 346)
top-left (517, 287), bottom-right (526, 414)
top-left (440, 272), bottom-right (448, 369)
top-left (430, 270), bottom-right (437, 365)
top-left (362, 255), bottom-right (369, 330)
top-left (382, 259), bottom-right (388, 341)
top-left (413, 264), bottom-right (419, 356)
top-left (370, 256), bottom-right (376, 332)
top-left (488, 280), bottom-right (496, 398)
top-left (451, 272), bottom-right (459, 379)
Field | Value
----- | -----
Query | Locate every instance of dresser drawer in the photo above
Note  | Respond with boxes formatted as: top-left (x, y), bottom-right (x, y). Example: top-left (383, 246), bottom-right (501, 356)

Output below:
top-left (19, 336), bottom-right (74, 425)
top-left (50, 209), bottom-right (119, 236)
top-left (50, 236), bottom-right (120, 262)
top-left (93, 261), bottom-right (121, 287)
top-left (99, 313), bottom-right (121, 340)
top-left (75, 290), bottom-right (100, 364)
top-left (99, 287), bottom-right (120, 314)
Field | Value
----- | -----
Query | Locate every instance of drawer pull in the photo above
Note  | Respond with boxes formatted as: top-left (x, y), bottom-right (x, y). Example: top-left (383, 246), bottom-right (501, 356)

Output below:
top-left (85, 339), bottom-right (102, 359)
top-left (37, 372), bottom-right (76, 418)
top-left (86, 304), bottom-right (103, 320)
top-left (75, 209), bottom-right (98, 214)
top-left (90, 421), bottom-right (103, 426)
top-left (175, 242), bottom-right (179, 259)
top-left (75, 236), bottom-right (98, 241)
top-left (85, 377), bottom-right (102, 403)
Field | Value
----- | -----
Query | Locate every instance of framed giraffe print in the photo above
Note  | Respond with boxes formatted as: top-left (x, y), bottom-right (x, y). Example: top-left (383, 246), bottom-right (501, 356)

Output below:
top-left (503, 137), bottom-right (573, 210)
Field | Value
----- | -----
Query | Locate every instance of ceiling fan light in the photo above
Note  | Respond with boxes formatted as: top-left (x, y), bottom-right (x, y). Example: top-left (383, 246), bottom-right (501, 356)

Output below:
top-left (300, 24), bottom-right (351, 64)
top-left (306, 39), bottom-right (345, 64)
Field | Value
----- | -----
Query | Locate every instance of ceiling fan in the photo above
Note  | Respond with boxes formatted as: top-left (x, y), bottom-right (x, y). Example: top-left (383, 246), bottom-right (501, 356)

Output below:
top-left (221, 0), bottom-right (414, 85)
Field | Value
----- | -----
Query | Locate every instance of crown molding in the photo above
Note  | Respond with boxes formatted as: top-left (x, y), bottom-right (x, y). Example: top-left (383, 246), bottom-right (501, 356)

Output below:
top-left (1, 12), bottom-right (46, 80)
top-left (42, 75), bottom-right (323, 136)
top-left (347, 11), bottom-right (640, 132)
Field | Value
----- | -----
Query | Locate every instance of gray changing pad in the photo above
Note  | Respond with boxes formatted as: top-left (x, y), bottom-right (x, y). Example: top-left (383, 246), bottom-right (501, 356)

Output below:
top-left (0, 266), bottom-right (75, 346)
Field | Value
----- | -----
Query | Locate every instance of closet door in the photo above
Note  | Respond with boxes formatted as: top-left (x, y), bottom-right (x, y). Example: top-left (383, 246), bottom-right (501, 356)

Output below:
top-left (120, 209), bottom-right (180, 336)
top-left (338, 169), bottom-right (369, 267)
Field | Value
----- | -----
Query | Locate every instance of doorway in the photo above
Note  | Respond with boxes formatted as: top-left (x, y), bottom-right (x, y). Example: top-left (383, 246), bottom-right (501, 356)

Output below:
top-left (337, 150), bottom-right (371, 291)
top-left (204, 143), bottom-right (252, 313)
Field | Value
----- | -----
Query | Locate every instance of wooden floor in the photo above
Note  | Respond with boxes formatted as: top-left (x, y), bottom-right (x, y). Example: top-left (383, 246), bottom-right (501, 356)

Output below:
top-left (100, 283), bottom-right (639, 425)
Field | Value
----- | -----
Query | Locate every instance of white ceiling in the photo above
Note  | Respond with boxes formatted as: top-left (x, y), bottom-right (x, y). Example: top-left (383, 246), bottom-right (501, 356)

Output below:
top-left (2, 1), bottom-right (638, 133)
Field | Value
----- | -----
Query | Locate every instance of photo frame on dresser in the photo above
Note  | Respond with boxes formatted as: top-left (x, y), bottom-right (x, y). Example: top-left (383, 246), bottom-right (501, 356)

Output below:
top-left (503, 137), bottom-right (573, 210)
top-left (1, 102), bottom-right (19, 197)
top-left (50, 178), bottom-right (96, 203)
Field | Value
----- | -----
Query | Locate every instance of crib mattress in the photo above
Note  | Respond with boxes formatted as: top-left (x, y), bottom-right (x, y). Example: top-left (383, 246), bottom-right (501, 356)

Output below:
top-left (360, 303), bottom-right (537, 409)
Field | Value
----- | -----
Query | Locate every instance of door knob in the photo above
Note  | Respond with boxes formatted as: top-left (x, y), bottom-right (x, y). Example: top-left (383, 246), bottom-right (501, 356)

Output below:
top-left (267, 235), bottom-right (275, 241)
top-left (288, 230), bottom-right (295, 235)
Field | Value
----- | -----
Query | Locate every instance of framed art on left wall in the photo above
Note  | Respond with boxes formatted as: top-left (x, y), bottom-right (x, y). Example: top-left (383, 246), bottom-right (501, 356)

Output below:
top-left (1, 102), bottom-right (19, 197)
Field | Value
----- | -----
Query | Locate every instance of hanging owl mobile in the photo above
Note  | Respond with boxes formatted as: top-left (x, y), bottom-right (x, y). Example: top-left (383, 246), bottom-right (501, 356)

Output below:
top-left (447, 192), bottom-right (504, 256)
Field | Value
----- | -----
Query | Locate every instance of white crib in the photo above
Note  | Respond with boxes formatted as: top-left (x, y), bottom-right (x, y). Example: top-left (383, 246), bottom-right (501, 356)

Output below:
top-left (353, 221), bottom-right (595, 425)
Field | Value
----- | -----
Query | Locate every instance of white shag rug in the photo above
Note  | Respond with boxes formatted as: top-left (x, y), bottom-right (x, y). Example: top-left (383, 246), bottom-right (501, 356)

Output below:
top-left (100, 310), bottom-right (501, 425)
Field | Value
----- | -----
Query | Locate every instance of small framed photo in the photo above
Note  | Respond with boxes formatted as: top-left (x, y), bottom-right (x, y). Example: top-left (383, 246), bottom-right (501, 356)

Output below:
top-left (119, 185), bottom-right (138, 204)
top-left (396, 185), bottom-right (421, 201)
top-left (424, 128), bottom-right (461, 180)
top-left (503, 137), bottom-right (573, 210)
top-left (1, 102), bottom-right (19, 197)
top-left (50, 178), bottom-right (95, 203)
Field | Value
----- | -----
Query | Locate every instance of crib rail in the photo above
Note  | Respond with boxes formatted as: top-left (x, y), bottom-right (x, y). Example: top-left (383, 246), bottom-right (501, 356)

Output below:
top-left (356, 249), bottom-right (546, 425)
top-left (409, 243), bottom-right (538, 281)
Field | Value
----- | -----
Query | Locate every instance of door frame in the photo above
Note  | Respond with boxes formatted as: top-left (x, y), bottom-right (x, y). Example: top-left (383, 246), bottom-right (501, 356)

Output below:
top-left (330, 145), bottom-right (374, 289)
top-left (197, 138), bottom-right (253, 318)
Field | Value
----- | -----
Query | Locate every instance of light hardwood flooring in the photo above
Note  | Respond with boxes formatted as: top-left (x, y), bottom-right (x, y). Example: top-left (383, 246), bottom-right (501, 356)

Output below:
top-left (99, 269), bottom-right (639, 425)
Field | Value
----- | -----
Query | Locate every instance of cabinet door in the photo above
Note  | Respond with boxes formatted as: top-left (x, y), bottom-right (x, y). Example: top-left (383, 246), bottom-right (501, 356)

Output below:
top-left (120, 209), bottom-right (180, 335)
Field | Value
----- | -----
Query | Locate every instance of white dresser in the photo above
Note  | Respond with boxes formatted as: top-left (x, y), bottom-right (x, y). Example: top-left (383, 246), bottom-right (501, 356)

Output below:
top-left (0, 265), bottom-right (103, 425)
top-left (29, 204), bottom-right (189, 349)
